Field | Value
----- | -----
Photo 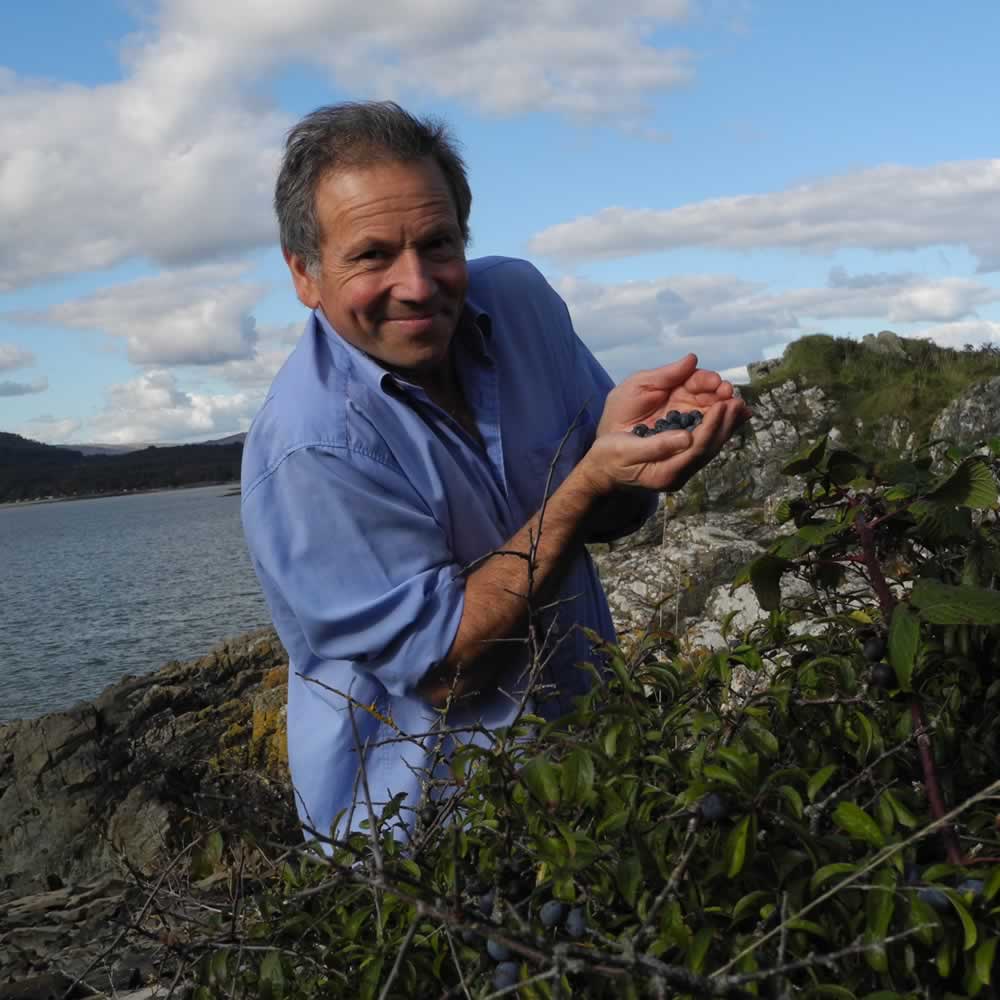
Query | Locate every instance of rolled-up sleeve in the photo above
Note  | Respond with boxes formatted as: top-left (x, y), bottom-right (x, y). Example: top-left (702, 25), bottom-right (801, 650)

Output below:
top-left (242, 444), bottom-right (466, 699)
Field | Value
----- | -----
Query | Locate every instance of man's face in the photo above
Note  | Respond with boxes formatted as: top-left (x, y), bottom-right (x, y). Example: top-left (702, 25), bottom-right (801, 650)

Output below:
top-left (286, 157), bottom-right (469, 378)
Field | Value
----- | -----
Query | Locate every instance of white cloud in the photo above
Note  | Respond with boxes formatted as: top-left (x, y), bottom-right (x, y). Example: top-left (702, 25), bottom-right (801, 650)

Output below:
top-left (0, 375), bottom-right (47, 397)
top-left (25, 264), bottom-right (266, 366)
top-left (14, 415), bottom-right (81, 443)
top-left (87, 369), bottom-right (258, 445)
top-left (0, 0), bottom-right (693, 291)
top-left (907, 320), bottom-right (1000, 352)
top-left (0, 343), bottom-right (35, 371)
top-left (530, 160), bottom-right (1000, 269)
top-left (555, 268), bottom-right (1000, 381)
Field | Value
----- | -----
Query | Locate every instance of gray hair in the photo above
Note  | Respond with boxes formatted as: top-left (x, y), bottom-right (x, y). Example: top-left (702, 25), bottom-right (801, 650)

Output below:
top-left (275, 101), bottom-right (472, 274)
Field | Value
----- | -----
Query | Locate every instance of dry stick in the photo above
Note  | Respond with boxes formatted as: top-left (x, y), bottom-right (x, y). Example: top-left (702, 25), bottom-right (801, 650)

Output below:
top-left (444, 927), bottom-right (474, 1000)
top-left (854, 509), bottom-right (963, 864)
top-left (636, 814), bottom-right (701, 944)
top-left (60, 834), bottom-right (204, 1000)
top-left (713, 776), bottom-right (1000, 979)
top-left (377, 919), bottom-right (419, 1000)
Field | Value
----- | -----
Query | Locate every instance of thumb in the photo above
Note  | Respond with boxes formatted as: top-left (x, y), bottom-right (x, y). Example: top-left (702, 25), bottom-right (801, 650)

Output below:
top-left (632, 353), bottom-right (698, 389)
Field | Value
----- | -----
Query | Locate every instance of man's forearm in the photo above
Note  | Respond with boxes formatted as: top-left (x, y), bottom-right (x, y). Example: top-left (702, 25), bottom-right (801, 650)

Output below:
top-left (416, 461), bottom-right (604, 707)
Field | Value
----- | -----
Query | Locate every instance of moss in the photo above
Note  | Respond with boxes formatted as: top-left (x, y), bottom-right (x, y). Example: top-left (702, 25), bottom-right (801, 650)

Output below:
top-left (262, 665), bottom-right (288, 690)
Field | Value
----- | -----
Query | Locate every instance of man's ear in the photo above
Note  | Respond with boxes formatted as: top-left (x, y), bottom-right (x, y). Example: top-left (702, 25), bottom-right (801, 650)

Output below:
top-left (284, 250), bottom-right (321, 309)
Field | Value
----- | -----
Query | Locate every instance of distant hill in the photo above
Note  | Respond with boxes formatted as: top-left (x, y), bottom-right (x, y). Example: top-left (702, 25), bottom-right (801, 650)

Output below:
top-left (0, 431), bottom-right (243, 503)
top-left (53, 432), bottom-right (247, 456)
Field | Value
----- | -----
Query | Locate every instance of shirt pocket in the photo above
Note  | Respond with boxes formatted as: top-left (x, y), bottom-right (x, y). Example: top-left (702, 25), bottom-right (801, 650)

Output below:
top-left (519, 411), bottom-right (597, 513)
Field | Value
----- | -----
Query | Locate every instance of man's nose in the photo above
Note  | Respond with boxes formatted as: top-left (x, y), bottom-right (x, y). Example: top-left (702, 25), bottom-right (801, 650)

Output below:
top-left (390, 250), bottom-right (437, 302)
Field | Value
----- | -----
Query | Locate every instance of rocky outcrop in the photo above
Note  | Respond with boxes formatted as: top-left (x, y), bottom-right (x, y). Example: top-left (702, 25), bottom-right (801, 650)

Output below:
top-left (0, 630), bottom-right (294, 900)
top-left (931, 375), bottom-right (1000, 446)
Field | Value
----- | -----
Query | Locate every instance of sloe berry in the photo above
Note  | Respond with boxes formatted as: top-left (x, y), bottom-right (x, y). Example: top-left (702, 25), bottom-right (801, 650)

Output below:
top-left (565, 907), bottom-right (587, 939)
top-left (478, 890), bottom-right (495, 915)
top-left (958, 879), bottom-right (985, 898)
top-left (654, 418), bottom-right (670, 432)
top-left (698, 792), bottom-right (730, 823)
top-left (918, 886), bottom-right (949, 912)
top-left (492, 962), bottom-right (520, 990)
top-left (863, 636), bottom-right (887, 662)
top-left (487, 938), bottom-right (512, 962)
top-left (680, 411), bottom-right (696, 429)
top-left (871, 663), bottom-right (897, 690)
top-left (539, 900), bottom-right (567, 929)
top-left (666, 410), bottom-right (681, 422)
top-left (632, 423), bottom-right (651, 437)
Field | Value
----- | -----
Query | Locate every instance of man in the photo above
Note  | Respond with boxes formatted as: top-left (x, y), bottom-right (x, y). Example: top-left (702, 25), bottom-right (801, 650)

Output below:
top-left (241, 102), bottom-right (750, 841)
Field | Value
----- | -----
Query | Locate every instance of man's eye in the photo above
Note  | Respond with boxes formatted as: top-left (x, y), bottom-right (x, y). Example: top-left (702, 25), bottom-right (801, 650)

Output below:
top-left (358, 249), bottom-right (386, 261)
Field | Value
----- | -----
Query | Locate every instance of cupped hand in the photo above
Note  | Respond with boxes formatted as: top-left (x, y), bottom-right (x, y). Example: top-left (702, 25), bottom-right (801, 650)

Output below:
top-left (596, 353), bottom-right (740, 437)
top-left (583, 355), bottom-right (751, 495)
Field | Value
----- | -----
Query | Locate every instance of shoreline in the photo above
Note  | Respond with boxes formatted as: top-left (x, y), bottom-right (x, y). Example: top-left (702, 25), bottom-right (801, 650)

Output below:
top-left (0, 479), bottom-right (241, 510)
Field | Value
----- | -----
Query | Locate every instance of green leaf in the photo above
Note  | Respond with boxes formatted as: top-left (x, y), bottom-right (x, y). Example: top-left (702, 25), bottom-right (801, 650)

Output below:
top-left (519, 755), bottom-right (561, 809)
top-left (976, 936), bottom-right (998, 986)
top-left (616, 853), bottom-right (642, 907)
top-left (888, 603), bottom-right (920, 691)
top-left (833, 801), bottom-right (885, 848)
top-left (866, 868), bottom-right (896, 944)
top-left (560, 749), bottom-right (595, 807)
top-left (783, 435), bottom-right (828, 475)
top-left (926, 458), bottom-right (998, 509)
top-left (726, 816), bottom-right (752, 878)
top-left (807, 764), bottom-right (837, 803)
top-left (260, 950), bottom-right (286, 1000)
top-left (804, 986), bottom-right (857, 999)
top-left (910, 580), bottom-right (1000, 625)
top-left (811, 862), bottom-right (860, 892)
top-left (985, 866), bottom-right (1000, 901)
top-left (945, 891), bottom-right (979, 951)
top-left (779, 784), bottom-right (804, 820)
top-left (749, 554), bottom-right (791, 612)
top-left (881, 790), bottom-right (918, 829)
top-left (703, 764), bottom-right (745, 791)
top-left (825, 449), bottom-right (869, 486)
top-left (596, 809), bottom-right (629, 837)
top-left (796, 519), bottom-right (849, 546)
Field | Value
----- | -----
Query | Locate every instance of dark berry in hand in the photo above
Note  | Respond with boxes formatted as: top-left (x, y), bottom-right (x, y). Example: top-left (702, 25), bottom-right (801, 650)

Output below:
top-left (698, 792), bottom-right (730, 823)
top-left (487, 938), bottom-right (512, 962)
top-left (565, 907), bottom-right (587, 939)
top-left (863, 636), bottom-right (887, 662)
top-left (654, 418), bottom-right (670, 432)
top-left (492, 962), bottom-right (520, 990)
top-left (871, 663), bottom-right (897, 690)
top-left (680, 411), bottom-right (697, 429)
top-left (690, 410), bottom-right (703, 427)
top-left (632, 423), bottom-right (651, 437)
top-left (666, 410), bottom-right (681, 422)
top-left (539, 900), bottom-right (567, 928)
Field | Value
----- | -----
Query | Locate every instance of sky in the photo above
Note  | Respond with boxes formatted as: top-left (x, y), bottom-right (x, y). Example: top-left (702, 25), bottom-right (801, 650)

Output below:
top-left (1, 1), bottom-right (999, 445)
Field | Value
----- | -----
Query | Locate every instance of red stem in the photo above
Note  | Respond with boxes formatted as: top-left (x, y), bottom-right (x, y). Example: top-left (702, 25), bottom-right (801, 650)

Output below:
top-left (855, 511), bottom-right (963, 864)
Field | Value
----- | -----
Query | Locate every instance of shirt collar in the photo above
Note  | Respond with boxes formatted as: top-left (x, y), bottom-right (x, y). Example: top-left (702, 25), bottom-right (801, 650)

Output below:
top-left (313, 299), bottom-right (494, 398)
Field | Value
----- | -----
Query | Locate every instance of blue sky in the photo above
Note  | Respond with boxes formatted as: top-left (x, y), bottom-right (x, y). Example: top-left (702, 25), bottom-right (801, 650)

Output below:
top-left (2, 1), bottom-right (998, 444)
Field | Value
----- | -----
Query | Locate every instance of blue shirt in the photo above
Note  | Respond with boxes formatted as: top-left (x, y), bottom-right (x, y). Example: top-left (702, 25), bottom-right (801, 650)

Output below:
top-left (241, 256), bottom-right (652, 840)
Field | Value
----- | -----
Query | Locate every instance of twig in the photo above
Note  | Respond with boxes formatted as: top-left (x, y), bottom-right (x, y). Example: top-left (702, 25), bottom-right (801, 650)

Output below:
top-left (377, 919), bottom-right (419, 1000)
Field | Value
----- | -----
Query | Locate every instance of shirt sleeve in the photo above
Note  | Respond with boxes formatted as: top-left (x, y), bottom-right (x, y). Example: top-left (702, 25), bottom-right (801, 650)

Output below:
top-left (553, 290), bottom-right (660, 543)
top-left (242, 444), bottom-right (466, 700)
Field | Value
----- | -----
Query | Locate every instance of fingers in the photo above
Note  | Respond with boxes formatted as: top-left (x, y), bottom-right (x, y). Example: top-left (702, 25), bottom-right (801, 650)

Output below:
top-left (631, 354), bottom-right (698, 389)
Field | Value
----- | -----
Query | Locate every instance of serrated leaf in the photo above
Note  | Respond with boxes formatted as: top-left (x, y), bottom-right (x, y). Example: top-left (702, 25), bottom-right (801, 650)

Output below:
top-left (910, 580), bottom-right (1000, 625)
top-left (783, 435), bottom-right (828, 475)
top-left (807, 764), bottom-right (837, 803)
top-left (749, 554), bottom-right (790, 611)
top-left (889, 603), bottom-right (920, 691)
top-left (926, 458), bottom-right (998, 509)
top-left (825, 449), bottom-right (869, 486)
top-left (774, 498), bottom-right (794, 524)
top-left (833, 801), bottom-right (885, 848)
top-left (726, 815), bottom-right (752, 877)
